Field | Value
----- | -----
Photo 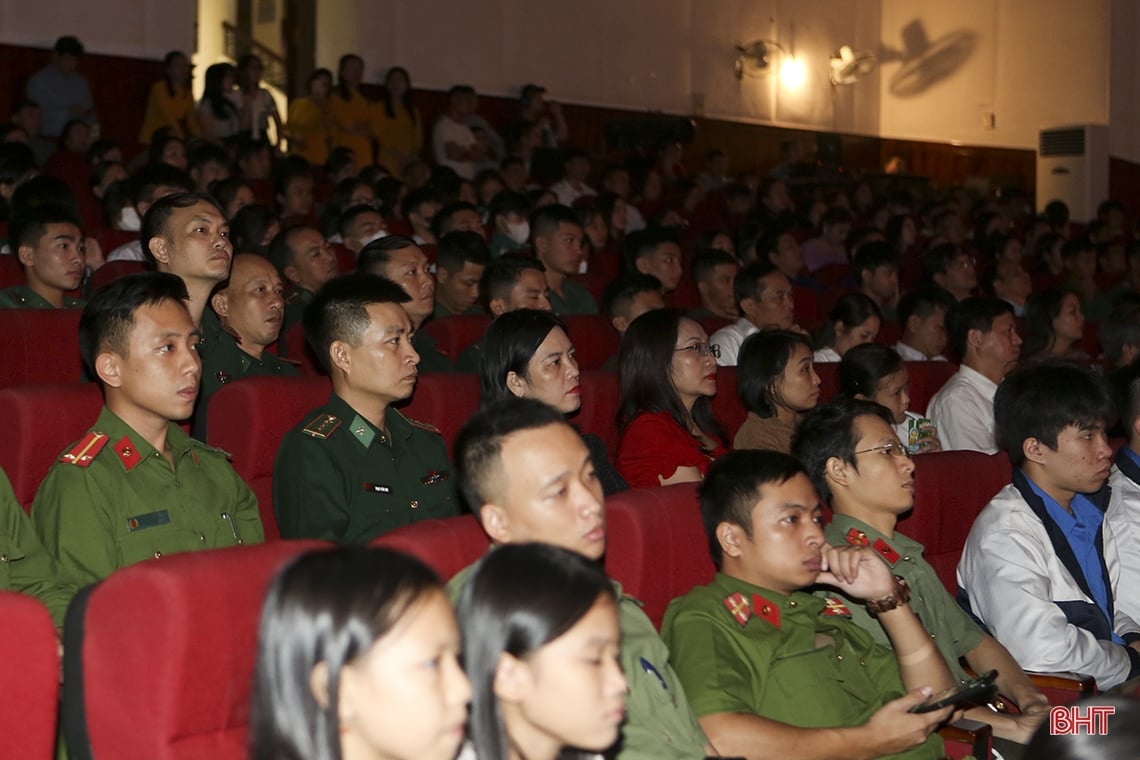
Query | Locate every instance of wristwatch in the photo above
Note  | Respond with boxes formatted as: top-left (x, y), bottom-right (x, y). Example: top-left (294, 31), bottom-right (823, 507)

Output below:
top-left (866, 576), bottom-right (911, 616)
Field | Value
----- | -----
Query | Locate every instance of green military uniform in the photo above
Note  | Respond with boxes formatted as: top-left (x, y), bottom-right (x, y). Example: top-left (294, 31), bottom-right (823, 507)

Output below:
top-left (32, 406), bottom-right (264, 591)
top-left (432, 302), bottom-right (484, 320)
top-left (448, 560), bottom-right (708, 760)
top-left (0, 284), bottom-right (83, 309)
top-left (412, 329), bottom-right (455, 374)
top-left (281, 287), bottom-right (315, 339)
top-left (489, 232), bottom-right (524, 258)
top-left (548, 279), bottom-right (598, 316)
top-left (662, 572), bottom-right (944, 760)
top-left (455, 340), bottom-right (483, 373)
top-left (824, 515), bottom-right (984, 684)
top-left (273, 393), bottom-right (459, 543)
top-left (0, 468), bottom-right (74, 627)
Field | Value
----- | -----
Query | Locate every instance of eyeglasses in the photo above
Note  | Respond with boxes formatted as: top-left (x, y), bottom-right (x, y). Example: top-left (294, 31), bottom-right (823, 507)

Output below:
top-left (950, 256), bottom-right (977, 270)
top-left (675, 342), bottom-right (720, 359)
top-left (853, 441), bottom-right (912, 459)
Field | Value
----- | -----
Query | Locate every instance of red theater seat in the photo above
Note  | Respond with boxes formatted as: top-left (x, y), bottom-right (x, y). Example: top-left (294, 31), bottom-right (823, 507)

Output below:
top-left (0, 384), bottom-right (103, 511)
top-left (423, 314), bottom-right (491, 360)
top-left (574, 371), bottom-right (621, 455)
top-left (0, 255), bottom-right (23, 289)
top-left (397, 373), bottom-right (480, 452)
top-left (92, 228), bottom-right (140, 255)
top-left (332, 243), bottom-right (356, 273)
top-left (281, 322), bottom-right (323, 377)
top-left (709, 366), bottom-right (747, 440)
top-left (0, 592), bottom-right (59, 760)
top-left (371, 515), bottom-right (489, 580)
top-left (0, 309), bottom-right (85, 388)
top-left (815, 361), bottom-right (840, 402)
top-left (63, 540), bottom-right (329, 760)
top-left (89, 260), bottom-right (147, 292)
top-left (208, 376), bottom-right (332, 540)
top-left (793, 286), bottom-right (821, 331)
top-left (564, 314), bottom-right (620, 370)
top-left (695, 316), bottom-right (734, 337)
top-left (907, 361), bottom-right (958, 414)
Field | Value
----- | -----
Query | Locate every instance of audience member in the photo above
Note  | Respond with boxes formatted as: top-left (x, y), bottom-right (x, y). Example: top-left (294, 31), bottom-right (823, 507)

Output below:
top-left (229, 203), bottom-right (279, 255)
top-left (623, 227), bottom-right (683, 293)
top-left (1022, 287), bottom-right (1088, 363)
top-left (801, 207), bottom-right (853, 272)
top-left (328, 54), bottom-right (375, 165)
top-left (852, 242), bottom-right (899, 320)
top-left (339, 203), bottom-right (387, 254)
top-left (549, 148), bottom-right (596, 206)
top-left (434, 230), bottom-right (490, 318)
top-left (1109, 361), bottom-right (1140, 623)
top-left (487, 189), bottom-right (531, 257)
top-left (400, 186), bottom-right (442, 245)
top-left (374, 66), bottom-right (423, 174)
top-left (690, 249), bottom-right (739, 320)
top-left (0, 202), bottom-right (85, 308)
top-left (710, 262), bottom-right (800, 366)
top-left (0, 467), bottom-right (74, 628)
top-left (839, 343), bottom-right (941, 454)
top-left (895, 286), bottom-right (954, 361)
top-left (733, 329), bottom-right (820, 453)
top-left (197, 62), bottom-right (241, 142)
top-left (26, 36), bottom-right (96, 139)
top-left (269, 225), bottom-right (339, 335)
top-left (925, 243), bottom-right (976, 301)
top-left (530, 203), bottom-right (596, 314)
top-left (138, 50), bottom-right (199, 143)
top-left (432, 85), bottom-right (485, 180)
top-left (1101, 300), bottom-right (1140, 370)
top-left (284, 68), bottom-right (332, 166)
top-left (812, 293), bottom-right (882, 363)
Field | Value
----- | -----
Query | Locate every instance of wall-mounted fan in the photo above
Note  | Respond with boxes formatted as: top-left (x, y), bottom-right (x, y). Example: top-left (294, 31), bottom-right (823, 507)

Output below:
top-left (734, 39), bottom-right (787, 79)
top-left (829, 45), bottom-right (876, 86)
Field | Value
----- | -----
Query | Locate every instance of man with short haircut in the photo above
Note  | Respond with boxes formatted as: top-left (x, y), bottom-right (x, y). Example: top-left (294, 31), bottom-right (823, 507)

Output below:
top-left (431, 201), bottom-right (482, 240)
top-left (1101, 301), bottom-right (1140, 370)
top-left (958, 362), bottom-right (1140, 690)
top-left (487, 190), bottom-right (531, 257)
top-left (455, 256), bottom-right (551, 372)
top-left (926, 297), bottom-right (1020, 453)
top-left (10, 99), bottom-right (53, 166)
top-left (794, 399), bottom-right (1050, 747)
top-left (599, 274), bottom-right (665, 370)
top-left (600, 165), bottom-right (646, 232)
top-left (623, 228), bottom-right (683, 293)
top-left (549, 148), bottom-right (596, 207)
top-left (710, 262), bottom-right (801, 366)
top-left (107, 164), bottom-right (194, 262)
top-left (358, 235), bottom-right (453, 373)
top-left (895, 286), bottom-right (955, 361)
top-left (273, 273), bottom-right (459, 542)
top-left (187, 143), bottom-right (230, 194)
top-left (757, 228), bottom-right (820, 292)
top-left (531, 204), bottom-right (597, 315)
top-left (434, 230), bottom-right (489, 318)
top-left (801, 206), bottom-right (852, 273)
top-left (274, 161), bottom-right (315, 221)
top-left (235, 137), bottom-right (272, 180)
top-left (0, 202), bottom-right (85, 308)
top-left (663, 449), bottom-right (955, 759)
top-left (339, 204), bottom-right (387, 254)
top-left (852, 242), bottom-right (899, 321)
top-left (25, 36), bottom-right (96, 139)
top-left (400, 186), bottom-right (442, 245)
top-left (269, 225), bottom-right (339, 335)
top-left (984, 258), bottom-right (1031, 317)
top-left (432, 85), bottom-right (486, 180)
top-left (195, 253), bottom-right (299, 437)
top-left (690, 249), bottom-right (738, 320)
top-left (33, 273), bottom-right (263, 591)
top-left (141, 192), bottom-right (232, 327)
top-left (925, 243), bottom-right (976, 301)
top-left (451, 398), bottom-right (711, 760)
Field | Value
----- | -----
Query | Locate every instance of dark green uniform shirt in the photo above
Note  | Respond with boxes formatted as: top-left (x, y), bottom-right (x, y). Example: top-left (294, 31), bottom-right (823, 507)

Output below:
top-left (448, 561), bottom-right (708, 760)
top-left (455, 340), bottom-right (483, 373)
top-left (662, 572), bottom-right (944, 760)
top-left (281, 287), bottom-right (315, 339)
top-left (412, 330), bottom-right (455, 374)
top-left (0, 284), bottom-right (83, 309)
top-left (273, 393), bottom-right (460, 543)
top-left (824, 514), bottom-right (984, 684)
top-left (432, 302), bottom-right (484, 320)
top-left (32, 406), bottom-right (264, 592)
top-left (0, 468), bottom-right (74, 628)
top-left (548, 279), bottom-right (599, 315)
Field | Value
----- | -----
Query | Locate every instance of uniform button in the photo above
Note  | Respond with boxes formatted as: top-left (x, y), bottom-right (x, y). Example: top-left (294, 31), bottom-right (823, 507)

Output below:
top-left (153, 551), bottom-right (163, 559)
top-left (836, 654), bottom-right (843, 661)
top-left (0, 553), bottom-right (8, 563)
top-left (788, 600), bottom-right (797, 607)
top-left (859, 659), bottom-right (866, 667)
top-left (410, 500), bottom-right (419, 509)
top-left (902, 555), bottom-right (911, 562)
top-left (199, 533), bottom-right (206, 542)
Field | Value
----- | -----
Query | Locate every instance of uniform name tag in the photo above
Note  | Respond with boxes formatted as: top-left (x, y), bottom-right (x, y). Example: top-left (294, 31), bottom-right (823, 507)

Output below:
top-left (364, 482), bottom-right (391, 494)
top-left (126, 510), bottom-right (171, 532)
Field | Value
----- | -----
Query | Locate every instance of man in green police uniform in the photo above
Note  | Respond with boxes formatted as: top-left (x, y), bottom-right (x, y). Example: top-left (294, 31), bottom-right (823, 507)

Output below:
top-left (357, 235), bottom-right (454, 373)
top-left (33, 273), bottom-right (263, 592)
top-left (531, 204), bottom-right (598, 316)
top-left (193, 253), bottom-right (300, 438)
top-left (0, 202), bottom-right (86, 308)
top-left (451, 398), bottom-right (710, 760)
top-left (662, 449), bottom-right (955, 760)
top-left (269, 225), bottom-right (340, 336)
top-left (433, 230), bottom-right (489, 319)
top-left (792, 398), bottom-right (1050, 749)
top-left (273, 273), bottom-right (459, 542)
top-left (0, 467), bottom-right (74, 628)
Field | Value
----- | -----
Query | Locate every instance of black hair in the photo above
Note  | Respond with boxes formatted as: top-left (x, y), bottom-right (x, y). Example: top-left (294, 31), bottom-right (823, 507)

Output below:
top-left (187, 142), bottom-right (230, 174)
top-left (692, 249), bottom-right (738, 285)
top-left (147, 132), bottom-right (185, 168)
top-left (1061, 238), bottom-right (1095, 263)
top-left (356, 234), bottom-right (418, 275)
top-left (130, 163), bottom-right (194, 207)
top-left (622, 227), bottom-right (679, 275)
top-left (838, 343), bottom-right (904, 399)
top-left (272, 157), bottom-right (313, 199)
top-left (1022, 286), bottom-right (1082, 360)
top-left (302, 272), bottom-right (411, 373)
top-left (337, 203), bottom-right (382, 239)
top-left (334, 54), bottom-right (363, 101)
top-left (897, 285), bottom-right (956, 330)
top-left (229, 204), bottom-right (279, 256)
top-left (479, 310), bottom-right (569, 407)
top-left (488, 190), bottom-right (530, 222)
top-left (236, 136), bottom-right (271, 169)
top-left (447, 84), bottom-right (476, 100)
top-left (946, 296), bottom-right (1014, 358)
top-left (202, 63), bottom-right (239, 121)
top-left (79, 272), bottom-right (189, 380)
top-left (924, 242), bottom-right (965, 280)
top-left (1032, 232), bottom-right (1065, 272)
top-left (267, 224), bottom-right (319, 278)
top-left (1101, 301), bottom-right (1140, 365)
top-left (698, 450), bottom-right (807, 569)
top-left (600, 274), bottom-right (663, 321)
top-left (431, 201), bottom-right (479, 239)
top-left (437, 230), bottom-right (490, 274)
top-left (791, 398), bottom-right (894, 504)
top-left (1111, 359), bottom-right (1140, 434)
top-left (140, 191), bottom-right (225, 265)
top-left (161, 50), bottom-right (189, 96)
top-left (208, 177), bottom-right (253, 217)
top-left (9, 201), bottom-right (82, 252)
top-left (479, 255), bottom-right (545, 309)
top-left (736, 329), bottom-right (814, 418)
top-left (529, 203), bottom-right (581, 244)
top-left (995, 360), bottom-right (1114, 467)
top-left (0, 142), bottom-right (38, 191)
top-left (885, 214), bottom-right (914, 254)
top-left (399, 186), bottom-right (441, 222)
top-left (851, 241), bottom-right (898, 279)
top-left (814, 293), bottom-right (882, 352)
top-left (381, 66), bottom-right (417, 124)
top-left (87, 139), bottom-right (119, 165)
top-left (324, 146), bottom-right (357, 179)
top-left (732, 260), bottom-right (782, 311)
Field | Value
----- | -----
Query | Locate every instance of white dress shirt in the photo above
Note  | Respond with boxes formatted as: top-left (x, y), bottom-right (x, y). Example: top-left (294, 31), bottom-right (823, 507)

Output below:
top-left (926, 364), bottom-right (998, 453)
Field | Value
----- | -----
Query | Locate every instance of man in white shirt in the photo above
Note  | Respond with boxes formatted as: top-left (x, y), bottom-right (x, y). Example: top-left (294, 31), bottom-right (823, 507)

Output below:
top-left (431, 85), bottom-right (486, 180)
top-left (711, 262), bottom-right (801, 366)
top-left (549, 149), bottom-right (596, 207)
top-left (926, 297), bottom-right (1021, 453)
top-left (894, 287), bottom-right (955, 362)
top-left (1108, 362), bottom-right (1140, 623)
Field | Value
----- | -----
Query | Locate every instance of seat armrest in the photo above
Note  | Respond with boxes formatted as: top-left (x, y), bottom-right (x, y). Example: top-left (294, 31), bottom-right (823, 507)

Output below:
top-left (939, 718), bottom-right (992, 760)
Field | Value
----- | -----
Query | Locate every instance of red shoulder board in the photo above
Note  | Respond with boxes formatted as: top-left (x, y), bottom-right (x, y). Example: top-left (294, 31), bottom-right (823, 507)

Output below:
top-left (845, 527), bottom-right (870, 547)
top-left (409, 418), bottom-right (440, 435)
top-left (873, 537), bottom-right (901, 565)
top-left (723, 592), bottom-right (751, 626)
top-left (822, 597), bottom-right (851, 617)
top-left (113, 436), bottom-right (143, 471)
top-left (59, 432), bottom-right (109, 467)
top-left (751, 594), bottom-right (781, 628)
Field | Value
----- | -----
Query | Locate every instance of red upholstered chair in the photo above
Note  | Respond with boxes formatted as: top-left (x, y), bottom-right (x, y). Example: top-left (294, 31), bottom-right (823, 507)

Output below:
top-left (89, 260), bottom-right (147, 292)
top-left (91, 228), bottom-right (139, 255)
top-left (792, 286), bottom-right (821, 331)
top-left (0, 384), bottom-right (103, 511)
top-left (371, 515), bottom-right (490, 580)
top-left (0, 309), bottom-right (85, 388)
top-left (694, 315), bottom-right (733, 337)
top-left (0, 592), bottom-right (59, 759)
top-left (877, 319), bottom-right (902, 347)
top-left (815, 361), bottom-right (840, 403)
top-left (709, 366), bottom-right (747, 441)
top-left (564, 314), bottom-right (620, 371)
top-left (397, 373), bottom-right (480, 452)
top-left (62, 539), bottom-right (329, 760)
top-left (207, 376), bottom-right (332, 540)
top-left (281, 321), bottom-right (324, 377)
top-left (423, 314), bottom-right (491, 360)
top-left (574, 370), bottom-right (620, 456)
top-left (604, 483), bottom-right (714, 629)
top-left (0, 255), bottom-right (23, 289)
top-left (906, 361), bottom-right (958, 414)
top-left (332, 243), bottom-right (356, 273)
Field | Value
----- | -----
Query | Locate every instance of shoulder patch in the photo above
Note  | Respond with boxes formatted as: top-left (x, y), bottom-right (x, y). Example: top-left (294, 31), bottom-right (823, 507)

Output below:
top-left (723, 592), bottom-right (751, 626)
top-left (303, 413), bottom-right (342, 439)
top-left (408, 418), bottom-right (441, 435)
top-left (60, 431), bottom-right (110, 467)
top-left (822, 597), bottom-right (852, 617)
top-left (189, 438), bottom-right (233, 460)
top-left (279, 356), bottom-right (303, 367)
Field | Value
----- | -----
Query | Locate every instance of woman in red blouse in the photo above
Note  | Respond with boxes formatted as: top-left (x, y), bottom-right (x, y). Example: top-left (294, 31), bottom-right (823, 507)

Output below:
top-left (616, 309), bottom-right (729, 488)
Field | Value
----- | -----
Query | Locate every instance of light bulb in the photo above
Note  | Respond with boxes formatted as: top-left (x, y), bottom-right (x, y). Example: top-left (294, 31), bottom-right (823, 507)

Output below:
top-left (780, 58), bottom-right (806, 89)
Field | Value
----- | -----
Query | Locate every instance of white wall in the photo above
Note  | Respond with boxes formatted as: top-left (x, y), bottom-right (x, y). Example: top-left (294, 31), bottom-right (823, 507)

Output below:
top-left (0, 0), bottom-right (195, 60)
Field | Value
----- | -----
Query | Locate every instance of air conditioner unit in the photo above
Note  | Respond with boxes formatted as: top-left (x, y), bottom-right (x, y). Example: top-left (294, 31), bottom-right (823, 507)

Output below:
top-left (1036, 125), bottom-right (1108, 221)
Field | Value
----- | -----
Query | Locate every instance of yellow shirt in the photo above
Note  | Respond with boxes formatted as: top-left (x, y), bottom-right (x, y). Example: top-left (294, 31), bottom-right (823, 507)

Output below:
top-left (286, 96), bottom-right (330, 166)
top-left (138, 80), bottom-right (201, 143)
top-left (374, 103), bottom-right (423, 173)
top-left (328, 88), bottom-right (375, 165)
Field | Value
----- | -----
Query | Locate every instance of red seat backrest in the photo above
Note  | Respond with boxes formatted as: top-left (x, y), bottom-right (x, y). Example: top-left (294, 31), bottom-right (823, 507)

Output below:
top-left (0, 255), bottom-right (23, 289)
top-left (397, 373), bottom-right (480, 453)
top-left (332, 243), bottom-right (356, 273)
top-left (815, 361), bottom-right (840, 402)
top-left (877, 319), bottom-right (902, 347)
top-left (89, 260), bottom-right (148, 293)
top-left (906, 361), bottom-right (958, 415)
top-left (792, 286), bottom-right (821, 331)
top-left (92, 228), bottom-right (140, 255)
top-left (371, 515), bottom-right (490, 580)
top-left (574, 370), bottom-right (620, 456)
top-left (207, 376), bottom-right (333, 540)
top-left (899, 450), bottom-right (1011, 593)
top-left (709, 366), bottom-right (747, 440)
top-left (0, 384), bottom-right (104, 511)
top-left (282, 321), bottom-right (324, 377)
top-left (0, 592), bottom-right (59, 759)
top-left (565, 314), bottom-right (620, 371)
top-left (64, 540), bottom-right (329, 760)
top-left (0, 309), bottom-right (85, 388)
top-left (694, 316), bottom-right (734, 337)
top-left (605, 483), bottom-right (715, 629)
top-left (423, 315), bottom-right (492, 361)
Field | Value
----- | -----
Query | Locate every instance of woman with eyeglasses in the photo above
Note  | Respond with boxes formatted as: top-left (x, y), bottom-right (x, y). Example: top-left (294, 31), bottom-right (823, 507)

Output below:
top-left (616, 308), bottom-right (729, 488)
top-left (839, 343), bottom-right (942, 455)
top-left (733, 329), bottom-right (821, 454)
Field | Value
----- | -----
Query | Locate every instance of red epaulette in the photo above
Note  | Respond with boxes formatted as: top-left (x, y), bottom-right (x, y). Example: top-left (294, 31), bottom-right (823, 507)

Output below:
top-left (59, 432), bottom-right (109, 467)
top-left (409, 418), bottom-right (441, 435)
